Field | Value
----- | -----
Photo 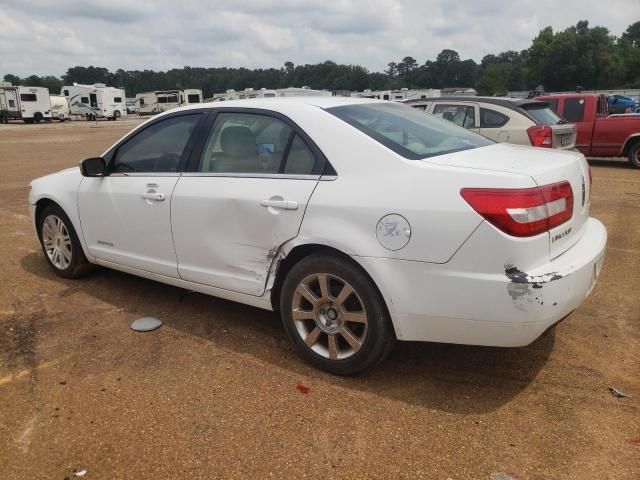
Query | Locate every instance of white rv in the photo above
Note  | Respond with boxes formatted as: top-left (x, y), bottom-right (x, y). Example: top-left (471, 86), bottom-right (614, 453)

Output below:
top-left (62, 83), bottom-right (127, 120)
top-left (49, 95), bottom-right (70, 121)
top-left (183, 89), bottom-right (203, 105)
top-left (0, 84), bottom-right (52, 124)
top-left (135, 89), bottom-right (203, 115)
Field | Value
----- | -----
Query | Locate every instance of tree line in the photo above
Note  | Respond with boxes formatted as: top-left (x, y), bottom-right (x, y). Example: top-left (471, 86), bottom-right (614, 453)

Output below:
top-left (3, 20), bottom-right (639, 98)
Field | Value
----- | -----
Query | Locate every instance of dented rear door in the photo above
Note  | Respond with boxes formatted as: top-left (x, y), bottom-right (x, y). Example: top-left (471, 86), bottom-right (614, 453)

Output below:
top-left (171, 111), bottom-right (321, 296)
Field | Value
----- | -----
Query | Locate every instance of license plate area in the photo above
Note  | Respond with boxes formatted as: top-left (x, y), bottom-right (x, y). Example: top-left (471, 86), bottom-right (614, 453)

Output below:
top-left (561, 134), bottom-right (572, 145)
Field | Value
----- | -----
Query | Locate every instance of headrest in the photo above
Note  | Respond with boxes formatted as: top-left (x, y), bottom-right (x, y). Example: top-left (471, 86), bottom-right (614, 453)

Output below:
top-left (220, 126), bottom-right (256, 157)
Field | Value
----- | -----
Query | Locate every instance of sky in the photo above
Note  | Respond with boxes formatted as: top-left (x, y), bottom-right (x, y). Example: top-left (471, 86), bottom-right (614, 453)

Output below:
top-left (0, 0), bottom-right (638, 77)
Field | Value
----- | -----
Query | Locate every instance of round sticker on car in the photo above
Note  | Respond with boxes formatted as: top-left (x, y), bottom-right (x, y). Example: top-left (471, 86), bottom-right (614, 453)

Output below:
top-left (376, 214), bottom-right (411, 251)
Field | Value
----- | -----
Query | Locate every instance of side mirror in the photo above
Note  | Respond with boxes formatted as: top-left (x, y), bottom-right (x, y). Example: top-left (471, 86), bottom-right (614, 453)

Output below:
top-left (80, 157), bottom-right (107, 177)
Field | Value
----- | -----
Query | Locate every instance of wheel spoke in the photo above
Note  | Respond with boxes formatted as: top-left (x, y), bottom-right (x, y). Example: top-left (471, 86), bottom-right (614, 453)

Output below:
top-left (292, 308), bottom-right (314, 321)
top-left (328, 334), bottom-right (339, 360)
top-left (296, 283), bottom-right (319, 307)
top-left (317, 274), bottom-right (330, 301)
top-left (304, 327), bottom-right (322, 347)
top-left (340, 326), bottom-right (362, 352)
top-left (341, 310), bottom-right (367, 324)
top-left (334, 284), bottom-right (354, 308)
top-left (61, 247), bottom-right (72, 262)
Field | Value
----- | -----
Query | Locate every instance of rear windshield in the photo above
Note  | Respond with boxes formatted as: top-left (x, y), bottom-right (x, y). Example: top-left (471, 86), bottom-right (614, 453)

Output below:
top-left (523, 104), bottom-right (565, 125)
top-left (328, 103), bottom-right (492, 160)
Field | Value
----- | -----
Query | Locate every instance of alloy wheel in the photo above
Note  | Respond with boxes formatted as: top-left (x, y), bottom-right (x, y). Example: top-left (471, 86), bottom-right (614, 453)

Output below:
top-left (42, 214), bottom-right (72, 270)
top-left (291, 273), bottom-right (368, 360)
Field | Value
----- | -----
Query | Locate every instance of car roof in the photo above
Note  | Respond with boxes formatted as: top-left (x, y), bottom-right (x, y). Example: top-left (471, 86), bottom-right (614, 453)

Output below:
top-left (404, 96), bottom-right (551, 109)
top-left (176, 96), bottom-right (382, 112)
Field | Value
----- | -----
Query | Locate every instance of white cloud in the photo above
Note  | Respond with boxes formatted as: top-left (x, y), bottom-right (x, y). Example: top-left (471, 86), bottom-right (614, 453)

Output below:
top-left (0, 0), bottom-right (638, 77)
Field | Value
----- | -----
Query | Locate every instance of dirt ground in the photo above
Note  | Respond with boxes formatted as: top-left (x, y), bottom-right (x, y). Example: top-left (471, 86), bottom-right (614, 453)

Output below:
top-left (0, 119), bottom-right (638, 480)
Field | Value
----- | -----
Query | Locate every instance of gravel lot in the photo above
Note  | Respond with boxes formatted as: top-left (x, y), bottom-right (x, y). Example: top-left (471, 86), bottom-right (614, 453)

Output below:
top-left (0, 119), bottom-right (638, 479)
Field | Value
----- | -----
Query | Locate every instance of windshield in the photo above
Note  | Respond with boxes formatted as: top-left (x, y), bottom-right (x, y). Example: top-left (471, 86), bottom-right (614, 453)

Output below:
top-left (523, 104), bottom-right (565, 125)
top-left (328, 102), bottom-right (492, 160)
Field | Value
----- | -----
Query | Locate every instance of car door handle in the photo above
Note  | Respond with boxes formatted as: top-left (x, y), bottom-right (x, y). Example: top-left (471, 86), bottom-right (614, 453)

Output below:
top-left (141, 192), bottom-right (165, 201)
top-left (260, 199), bottom-right (298, 210)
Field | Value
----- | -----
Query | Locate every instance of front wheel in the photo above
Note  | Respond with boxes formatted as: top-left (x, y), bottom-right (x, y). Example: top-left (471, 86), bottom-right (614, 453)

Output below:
top-left (280, 254), bottom-right (395, 375)
top-left (628, 142), bottom-right (640, 169)
top-left (38, 204), bottom-right (94, 278)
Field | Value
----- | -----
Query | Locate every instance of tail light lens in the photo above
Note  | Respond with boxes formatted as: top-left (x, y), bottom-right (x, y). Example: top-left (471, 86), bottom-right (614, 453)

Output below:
top-left (461, 181), bottom-right (574, 237)
top-left (527, 125), bottom-right (553, 148)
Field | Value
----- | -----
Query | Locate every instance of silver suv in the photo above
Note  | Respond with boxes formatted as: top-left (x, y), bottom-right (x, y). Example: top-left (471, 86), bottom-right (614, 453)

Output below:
top-left (406, 97), bottom-right (577, 150)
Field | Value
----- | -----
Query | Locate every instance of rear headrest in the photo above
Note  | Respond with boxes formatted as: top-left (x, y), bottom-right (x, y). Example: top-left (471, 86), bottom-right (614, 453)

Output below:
top-left (220, 126), bottom-right (256, 157)
top-left (442, 111), bottom-right (454, 121)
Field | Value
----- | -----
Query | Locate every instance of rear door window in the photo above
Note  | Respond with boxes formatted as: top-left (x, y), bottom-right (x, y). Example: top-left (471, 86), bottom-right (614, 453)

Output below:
top-left (433, 104), bottom-right (476, 128)
top-left (563, 98), bottom-right (585, 122)
top-left (480, 108), bottom-right (509, 128)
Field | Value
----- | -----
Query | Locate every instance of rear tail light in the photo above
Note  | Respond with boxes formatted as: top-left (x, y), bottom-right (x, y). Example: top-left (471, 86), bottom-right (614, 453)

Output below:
top-left (461, 181), bottom-right (574, 237)
top-left (527, 125), bottom-right (553, 148)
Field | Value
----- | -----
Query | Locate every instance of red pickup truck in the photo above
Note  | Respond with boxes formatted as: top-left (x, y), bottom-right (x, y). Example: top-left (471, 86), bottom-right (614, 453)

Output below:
top-left (537, 93), bottom-right (640, 168)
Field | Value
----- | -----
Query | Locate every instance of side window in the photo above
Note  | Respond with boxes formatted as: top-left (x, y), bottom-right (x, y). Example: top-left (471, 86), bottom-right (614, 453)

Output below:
top-left (20, 93), bottom-right (37, 102)
top-left (63, 90), bottom-right (69, 96)
top-left (81, 96), bottom-right (89, 104)
top-left (9, 100), bottom-right (15, 108)
top-left (433, 104), bottom-right (476, 128)
top-left (284, 135), bottom-right (316, 174)
top-left (139, 98), bottom-right (145, 106)
top-left (546, 99), bottom-right (559, 113)
top-left (114, 96), bottom-right (122, 103)
top-left (199, 113), bottom-right (292, 174)
top-left (480, 108), bottom-right (509, 128)
top-left (111, 114), bottom-right (201, 173)
top-left (563, 98), bottom-right (585, 122)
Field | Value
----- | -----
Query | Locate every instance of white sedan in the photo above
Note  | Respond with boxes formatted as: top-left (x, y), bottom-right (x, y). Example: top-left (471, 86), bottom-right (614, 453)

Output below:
top-left (29, 97), bottom-right (607, 375)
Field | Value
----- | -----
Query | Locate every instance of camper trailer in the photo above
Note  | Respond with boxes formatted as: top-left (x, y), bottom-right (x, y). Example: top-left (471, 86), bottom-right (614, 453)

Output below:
top-left (183, 89), bottom-right (203, 105)
top-left (0, 84), bottom-right (52, 124)
top-left (135, 89), bottom-right (203, 115)
top-left (49, 95), bottom-right (70, 121)
top-left (62, 83), bottom-right (127, 120)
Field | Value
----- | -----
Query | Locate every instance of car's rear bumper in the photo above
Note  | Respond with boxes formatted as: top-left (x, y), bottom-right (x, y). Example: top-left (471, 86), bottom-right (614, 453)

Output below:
top-left (355, 217), bottom-right (607, 347)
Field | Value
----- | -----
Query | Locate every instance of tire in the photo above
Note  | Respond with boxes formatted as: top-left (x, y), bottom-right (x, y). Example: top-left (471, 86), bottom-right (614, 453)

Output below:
top-left (113, 110), bottom-right (121, 120)
top-left (37, 204), bottom-right (94, 279)
top-left (34, 112), bottom-right (43, 123)
top-left (280, 253), bottom-right (396, 375)
top-left (628, 142), bottom-right (640, 169)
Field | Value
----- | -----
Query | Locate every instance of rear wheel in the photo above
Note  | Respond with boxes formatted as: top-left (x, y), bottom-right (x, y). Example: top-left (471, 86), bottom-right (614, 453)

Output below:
top-left (33, 112), bottom-right (43, 123)
top-left (38, 204), bottom-right (94, 278)
top-left (280, 253), bottom-right (395, 375)
top-left (628, 142), bottom-right (640, 169)
top-left (112, 110), bottom-right (121, 120)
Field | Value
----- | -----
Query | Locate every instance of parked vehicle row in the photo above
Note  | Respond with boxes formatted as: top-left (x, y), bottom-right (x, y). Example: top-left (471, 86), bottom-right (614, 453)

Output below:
top-left (538, 93), bottom-right (640, 169)
top-left (30, 97), bottom-right (606, 374)
top-left (405, 97), bottom-right (577, 150)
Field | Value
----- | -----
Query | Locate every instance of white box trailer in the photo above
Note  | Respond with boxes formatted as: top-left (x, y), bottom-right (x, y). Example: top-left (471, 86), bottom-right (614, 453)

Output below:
top-left (62, 83), bottom-right (127, 120)
top-left (0, 85), bottom-right (52, 124)
top-left (135, 89), bottom-right (203, 115)
top-left (49, 95), bottom-right (70, 121)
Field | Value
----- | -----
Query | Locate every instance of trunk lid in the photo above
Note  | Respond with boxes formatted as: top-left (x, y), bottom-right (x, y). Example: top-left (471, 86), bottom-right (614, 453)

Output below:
top-left (428, 143), bottom-right (591, 258)
top-left (549, 123), bottom-right (577, 150)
